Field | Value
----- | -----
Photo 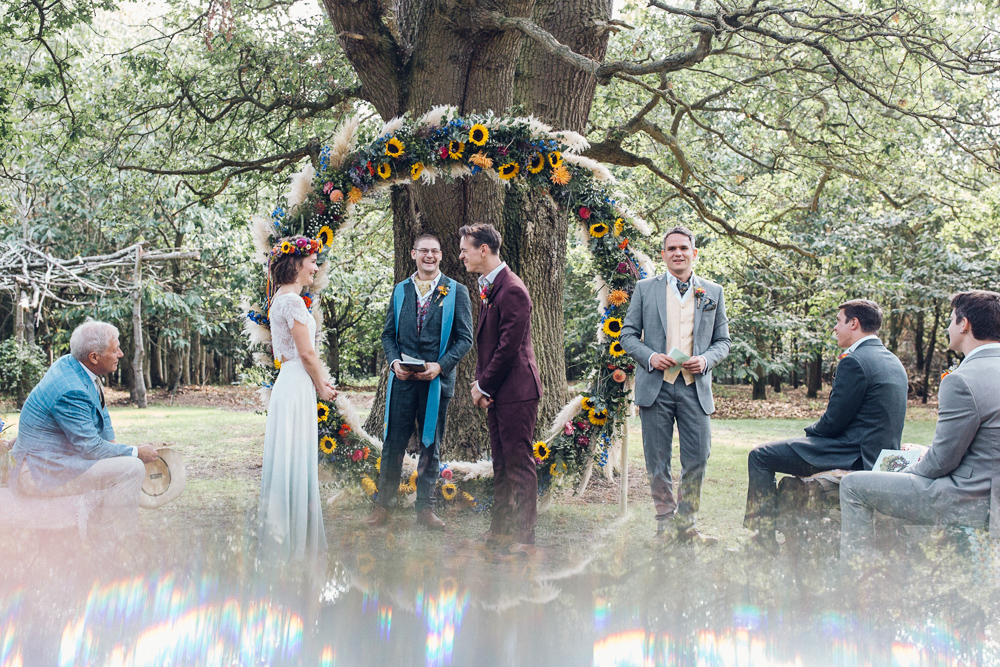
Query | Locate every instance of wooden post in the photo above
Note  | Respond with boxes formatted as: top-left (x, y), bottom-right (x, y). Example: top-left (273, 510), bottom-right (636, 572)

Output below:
top-left (131, 248), bottom-right (147, 408)
top-left (619, 419), bottom-right (629, 514)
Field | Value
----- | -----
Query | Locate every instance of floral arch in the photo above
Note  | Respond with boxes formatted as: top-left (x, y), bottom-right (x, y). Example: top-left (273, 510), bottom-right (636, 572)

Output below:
top-left (243, 106), bottom-right (655, 507)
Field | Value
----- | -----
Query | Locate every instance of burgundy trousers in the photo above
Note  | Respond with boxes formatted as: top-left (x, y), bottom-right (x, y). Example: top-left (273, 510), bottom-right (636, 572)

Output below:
top-left (487, 398), bottom-right (540, 544)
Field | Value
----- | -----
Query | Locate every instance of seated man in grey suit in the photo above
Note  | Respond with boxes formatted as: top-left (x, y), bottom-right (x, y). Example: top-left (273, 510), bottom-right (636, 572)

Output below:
top-left (12, 321), bottom-right (159, 538)
top-left (840, 290), bottom-right (1000, 562)
top-left (743, 300), bottom-right (908, 553)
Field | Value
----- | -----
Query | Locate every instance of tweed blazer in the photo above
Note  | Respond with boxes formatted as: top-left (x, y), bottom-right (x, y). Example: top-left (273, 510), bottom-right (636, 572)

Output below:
top-left (619, 273), bottom-right (731, 414)
top-left (794, 339), bottom-right (908, 470)
top-left (906, 347), bottom-right (1000, 535)
top-left (11, 355), bottom-right (132, 492)
top-left (381, 274), bottom-right (474, 398)
top-left (475, 266), bottom-right (542, 405)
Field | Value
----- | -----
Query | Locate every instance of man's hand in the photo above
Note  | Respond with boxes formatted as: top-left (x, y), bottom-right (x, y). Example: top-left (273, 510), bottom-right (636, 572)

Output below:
top-left (137, 445), bottom-right (159, 463)
top-left (649, 353), bottom-right (677, 371)
top-left (392, 361), bottom-right (413, 381)
top-left (414, 362), bottom-right (442, 381)
top-left (471, 382), bottom-right (493, 410)
top-left (681, 356), bottom-right (707, 374)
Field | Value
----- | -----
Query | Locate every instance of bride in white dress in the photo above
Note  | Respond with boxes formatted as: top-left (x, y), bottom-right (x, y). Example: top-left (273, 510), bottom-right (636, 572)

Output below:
top-left (259, 235), bottom-right (336, 560)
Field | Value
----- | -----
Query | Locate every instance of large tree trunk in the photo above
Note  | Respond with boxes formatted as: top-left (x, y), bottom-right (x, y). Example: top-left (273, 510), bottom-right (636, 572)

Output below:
top-left (806, 351), bottom-right (822, 399)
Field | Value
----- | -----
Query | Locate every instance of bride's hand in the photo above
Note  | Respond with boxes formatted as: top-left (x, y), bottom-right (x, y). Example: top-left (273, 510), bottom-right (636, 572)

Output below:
top-left (317, 384), bottom-right (337, 402)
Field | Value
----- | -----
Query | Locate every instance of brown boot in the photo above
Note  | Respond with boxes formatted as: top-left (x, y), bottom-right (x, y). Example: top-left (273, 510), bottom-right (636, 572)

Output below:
top-left (363, 505), bottom-right (390, 527)
top-left (416, 509), bottom-right (445, 530)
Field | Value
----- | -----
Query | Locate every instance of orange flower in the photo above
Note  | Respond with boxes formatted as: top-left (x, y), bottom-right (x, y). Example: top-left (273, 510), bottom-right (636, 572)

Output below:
top-left (550, 164), bottom-right (571, 185)
top-left (469, 151), bottom-right (493, 169)
top-left (348, 187), bottom-right (363, 204)
top-left (608, 289), bottom-right (629, 306)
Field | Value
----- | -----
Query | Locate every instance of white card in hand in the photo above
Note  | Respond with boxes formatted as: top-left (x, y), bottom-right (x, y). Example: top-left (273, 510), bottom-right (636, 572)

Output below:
top-left (666, 347), bottom-right (690, 364)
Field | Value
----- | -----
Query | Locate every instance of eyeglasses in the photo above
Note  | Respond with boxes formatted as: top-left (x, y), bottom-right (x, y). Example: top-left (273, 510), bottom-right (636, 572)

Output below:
top-left (414, 248), bottom-right (442, 256)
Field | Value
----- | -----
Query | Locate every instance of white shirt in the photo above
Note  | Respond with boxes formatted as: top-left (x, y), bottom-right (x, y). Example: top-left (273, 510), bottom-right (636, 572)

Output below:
top-left (82, 364), bottom-right (137, 458)
top-left (963, 342), bottom-right (1000, 362)
top-left (845, 334), bottom-right (880, 355)
top-left (474, 262), bottom-right (508, 398)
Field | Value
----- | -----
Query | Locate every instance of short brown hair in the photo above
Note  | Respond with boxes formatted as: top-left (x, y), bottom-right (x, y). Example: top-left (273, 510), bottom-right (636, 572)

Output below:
top-left (269, 236), bottom-right (311, 286)
top-left (951, 290), bottom-right (1000, 341)
top-left (662, 226), bottom-right (695, 249)
top-left (459, 223), bottom-right (502, 255)
top-left (838, 299), bottom-right (883, 334)
top-left (413, 232), bottom-right (441, 248)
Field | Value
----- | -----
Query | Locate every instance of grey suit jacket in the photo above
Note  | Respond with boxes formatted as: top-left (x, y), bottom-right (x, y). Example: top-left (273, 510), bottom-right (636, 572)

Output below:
top-left (907, 348), bottom-right (1000, 535)
top-left (619, 273), bottom-right (731, 414)
top-left (794, 339), bottom-right (909, 470)
top-left (380, 275), bottom-right (474, 398)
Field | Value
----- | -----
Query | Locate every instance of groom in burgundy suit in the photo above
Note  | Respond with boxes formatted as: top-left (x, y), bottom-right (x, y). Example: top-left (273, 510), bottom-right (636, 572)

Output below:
top-left (459, 223), bottom-right (543, 557)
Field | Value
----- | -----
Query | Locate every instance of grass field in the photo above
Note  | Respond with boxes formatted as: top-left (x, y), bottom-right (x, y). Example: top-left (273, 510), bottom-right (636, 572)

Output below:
top-left (1, 403), bottom-right (939, 553)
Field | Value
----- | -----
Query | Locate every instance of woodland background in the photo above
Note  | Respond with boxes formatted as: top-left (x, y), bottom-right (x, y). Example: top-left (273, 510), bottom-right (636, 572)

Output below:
top-left (1, 0), bottom-right (998, 460)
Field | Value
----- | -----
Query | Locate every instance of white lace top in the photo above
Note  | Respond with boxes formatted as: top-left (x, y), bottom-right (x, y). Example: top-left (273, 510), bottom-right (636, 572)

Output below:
top-left (269, 292), bottom-right (316, 363)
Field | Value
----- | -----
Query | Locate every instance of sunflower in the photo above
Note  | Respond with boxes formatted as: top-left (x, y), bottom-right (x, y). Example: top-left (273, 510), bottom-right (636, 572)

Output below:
top-left (609, 341), bottom-right (626, 357)
top-left (614, 218), bottom-right (625, 236)
top-left (460, 491), bottom-right (477, 507)
top-left (317, 402), bottom-right (330, 423)
top-left (317, 225), bottom-right (335, 248)
top-left (448, 140), bottom-right (464, 159)
top-left (589, 222), bottom-right (610, 238)
top-left (281, 241), bottom-right (293, 254)
top-left (550, 165), bottom-right (571, 185)
top-left (498, 162), bottom-right (520, 180)
top-left (550, 460), bottom-right (568, 477)
top-left (273, 358), bottom-right (281, 370)
top-left (547, 151), bottom-right (563, 168)
top-left (581, 396), bottom-right (594, 411)
top-left (399, 481), bottom-right (416, 495)
top-left (588, 409), bottom-right (609, 426)
top-left (319, 436), bottom-right (337, 454)
top-left (603, 318), bottom-right (623, 338)
top-left (411, 162), bottom-right (424, 180)
top-left (361, 476), bottom-right (377, 496)
top-left (469, 151), bottom-right (493, 169)
top-left (527, 152), bottom-right (545, 174)
top-left (469, 124), bottom-right (489, 146)
top-left (377, 162), bottom-right (392, 179)
top-left (533, 441), bottom-right (550, 462)
top-left (348, 187), bottom-right (363, 204)
top-left (441, 483), bottom-right (458, 501)
top-left (385, 136), bottom-right (405, 158)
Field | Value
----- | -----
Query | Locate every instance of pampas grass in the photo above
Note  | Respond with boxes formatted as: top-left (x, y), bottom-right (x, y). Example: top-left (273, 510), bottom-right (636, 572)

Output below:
top-left (312, 260), bottom-right (330, 293)
top-left (244, 319), bottom-right (271, 347)
top-left (286, 163), bottom-right (315, 212)
top-left (250, 214), bottom-right (274, 261)
top-left (336, 395), bottom-right (382, 451)
top-left (328, 116), bottom-right (360, 170)
top-left (563, 153), bottom-right (615, 183)
top-left (419, 165), bottom-right (440, 185)
top-left (632, 248), bottom-right (657, 278)
top-left (526, 115), bottom-right (553, 138)
top-left (417, 105), bottom-right (456, 129)
top-left (553, 130), bottom-right (589, 154)
top-left (257, 386), bottom-right (271, 409)
top-left (379, 116), bottom-right (406, 137)
top-left (252, 352), bottom-right (275, 368)
top-left (546, 395), bottom-right (585, 439)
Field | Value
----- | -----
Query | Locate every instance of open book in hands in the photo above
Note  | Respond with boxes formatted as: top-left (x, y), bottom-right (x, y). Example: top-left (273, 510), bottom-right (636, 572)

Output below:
top-left (399, 353), bottom-right (427, 373)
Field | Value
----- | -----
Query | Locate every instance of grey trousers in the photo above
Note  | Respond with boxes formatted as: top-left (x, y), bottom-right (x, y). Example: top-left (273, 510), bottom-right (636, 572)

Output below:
top-left (18, 456), bottom-right (145, 537)
top-left (839, 471), bottom-right (945, 562)
top-left (639, 379), bottom-right (711, 528)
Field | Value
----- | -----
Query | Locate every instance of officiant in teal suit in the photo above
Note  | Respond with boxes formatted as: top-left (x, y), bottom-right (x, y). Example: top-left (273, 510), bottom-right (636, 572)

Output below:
top-left (365, 232), bottom-right (473, 529)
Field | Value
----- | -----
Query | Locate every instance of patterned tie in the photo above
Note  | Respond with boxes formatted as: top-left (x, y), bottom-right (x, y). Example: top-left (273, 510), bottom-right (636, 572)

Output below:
top-left (96, 379), bottom-right (106, 409)
top-left (414, 279), bottom-right (432, 297)
top-left (416, 299), bottom-right (431, 336)
top-left (676, 279), bottom-right (690, 297)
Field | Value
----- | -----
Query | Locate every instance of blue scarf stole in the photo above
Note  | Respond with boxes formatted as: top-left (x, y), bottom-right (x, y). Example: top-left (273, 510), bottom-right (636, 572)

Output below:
top-left (383, 277), bottom-right (457, 446)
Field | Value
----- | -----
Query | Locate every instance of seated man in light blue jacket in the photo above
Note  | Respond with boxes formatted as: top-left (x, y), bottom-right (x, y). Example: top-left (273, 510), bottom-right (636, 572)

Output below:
top-left (12, 320), bottom-right (158, 537)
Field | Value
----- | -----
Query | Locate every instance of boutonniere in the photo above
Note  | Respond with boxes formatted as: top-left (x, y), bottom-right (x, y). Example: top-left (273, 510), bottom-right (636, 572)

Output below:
top-left (693, 286), bottom-right (717, 311)
top-left (941, 361), bottom-right (959, 380)
top-left (434, 283), bottom-right (449, 304)
top-left (480, 282), bottom-right (494, 305)
top-left (837, 350), bottom-right (850, 361)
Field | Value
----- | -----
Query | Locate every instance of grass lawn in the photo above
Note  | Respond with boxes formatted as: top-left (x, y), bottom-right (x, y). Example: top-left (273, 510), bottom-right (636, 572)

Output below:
top-left (1, 403), bottom-right (940, 552)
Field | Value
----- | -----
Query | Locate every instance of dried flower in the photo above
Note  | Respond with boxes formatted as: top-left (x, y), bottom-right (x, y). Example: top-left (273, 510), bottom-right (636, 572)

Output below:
top-left (550, 165), bottom-right (571, 185)
top-left (608, 289), bottom-right (629, 306)
top-left (469, 151), bottom-right (493, 169)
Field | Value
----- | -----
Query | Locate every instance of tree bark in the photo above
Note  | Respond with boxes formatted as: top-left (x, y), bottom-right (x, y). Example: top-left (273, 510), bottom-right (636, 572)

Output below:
top-left (806, 351), bottom-right (822, 399)
top-left (132, 250), bottom-right (147, 408)
top-left (921, 300), bottom-right (942, 405)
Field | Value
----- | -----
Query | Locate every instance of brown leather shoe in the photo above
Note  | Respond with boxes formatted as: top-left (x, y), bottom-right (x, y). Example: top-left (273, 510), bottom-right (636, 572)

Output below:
top-left (363, 505), bottom-right (390, 527)
top-left (676, 526), bottom-right (719, 547)
top-left (416, 509), bottom-right (445, 530)
top-left (475, 530), bottom-right (513, 550)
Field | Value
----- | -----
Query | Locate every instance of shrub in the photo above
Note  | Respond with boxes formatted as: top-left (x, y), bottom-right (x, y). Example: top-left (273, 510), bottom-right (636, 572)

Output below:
top-left (0, 338), bottom-right (48, 397)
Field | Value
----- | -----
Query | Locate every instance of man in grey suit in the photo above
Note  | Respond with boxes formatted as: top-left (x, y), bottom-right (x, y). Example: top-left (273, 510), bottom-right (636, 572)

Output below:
top-left (743, 300), bottom-right (908, 553)
top-left (366, 232), bottom-right (473, 529)
top-left (840, 290), bottom-right (1000, 562)
top-left (620, 226), bottom-right (731, 544)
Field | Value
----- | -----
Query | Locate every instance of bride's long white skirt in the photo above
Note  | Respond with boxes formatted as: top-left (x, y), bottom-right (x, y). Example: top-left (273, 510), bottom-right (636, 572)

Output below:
top-left (258, 359), bottom-right (327, 561)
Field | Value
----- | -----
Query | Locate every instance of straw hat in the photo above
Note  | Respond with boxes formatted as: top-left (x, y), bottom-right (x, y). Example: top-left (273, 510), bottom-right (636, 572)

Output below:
top-left (139, 448), bottom-right (186, 509)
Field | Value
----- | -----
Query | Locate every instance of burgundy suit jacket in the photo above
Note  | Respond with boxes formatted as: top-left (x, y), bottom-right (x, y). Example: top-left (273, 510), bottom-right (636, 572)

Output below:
top-left (475, 266), bottom-right (543, 405)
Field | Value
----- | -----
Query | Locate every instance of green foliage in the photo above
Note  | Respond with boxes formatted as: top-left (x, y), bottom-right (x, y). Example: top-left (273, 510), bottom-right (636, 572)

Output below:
top-left (0, 340), bottom-right (48, 397)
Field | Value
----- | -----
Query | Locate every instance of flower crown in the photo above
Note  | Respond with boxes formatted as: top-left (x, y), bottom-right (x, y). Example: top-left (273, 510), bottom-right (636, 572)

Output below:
top-left (271, 238), bottom-right (322, 258)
